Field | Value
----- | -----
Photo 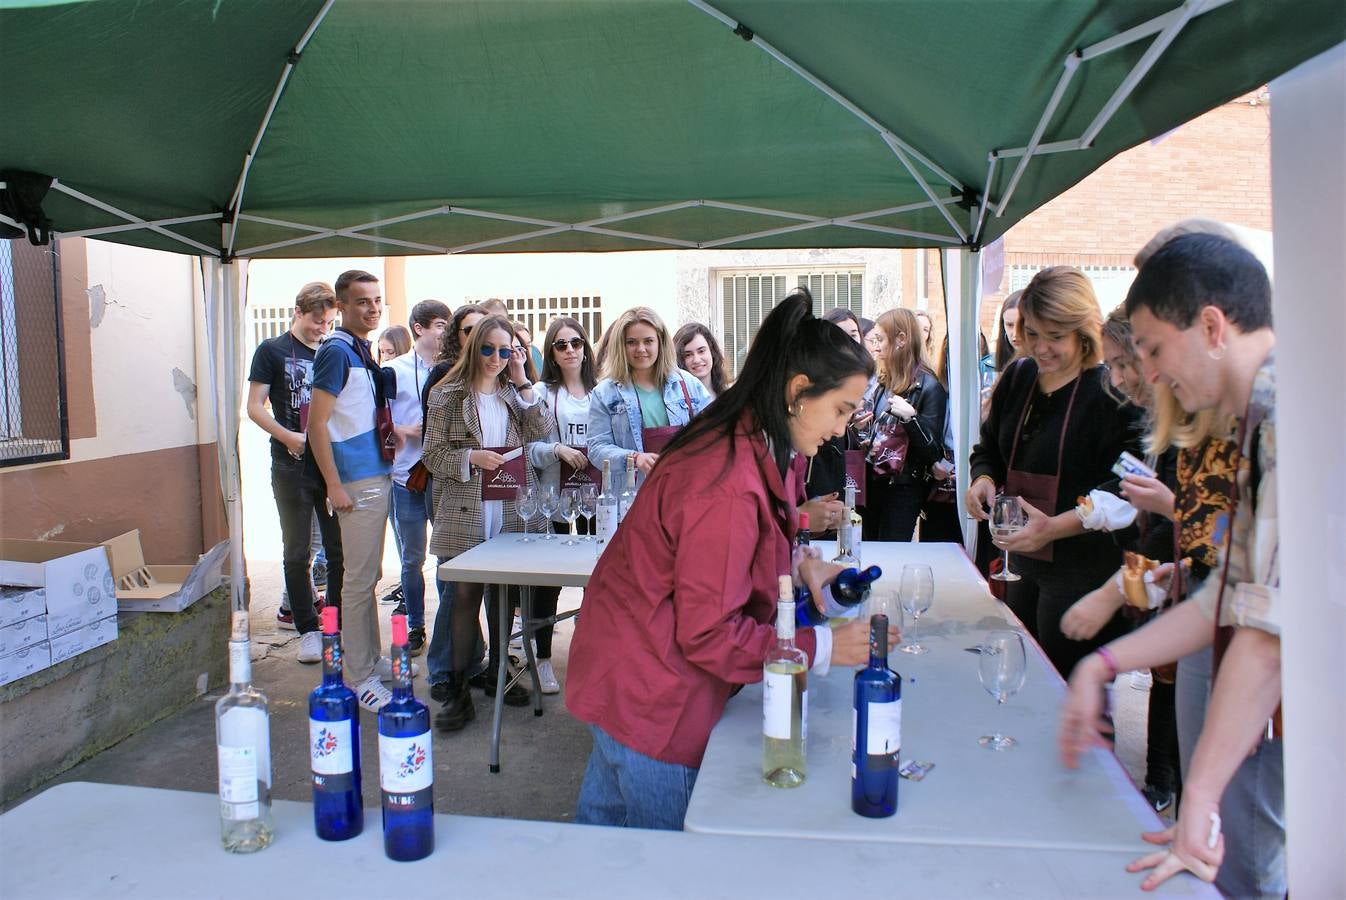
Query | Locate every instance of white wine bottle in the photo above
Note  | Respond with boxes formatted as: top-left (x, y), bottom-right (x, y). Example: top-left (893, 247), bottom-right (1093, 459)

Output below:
top-left (763, 575), bottom-right (809, 788)
top-left (216, 610), bottom-right (274, 853)
top-left (833, 484), bottom-right (862, 566)
top-left (617, 455), bottom-right (639, 522)
top-left (596, 458), bottom-right (619, 545)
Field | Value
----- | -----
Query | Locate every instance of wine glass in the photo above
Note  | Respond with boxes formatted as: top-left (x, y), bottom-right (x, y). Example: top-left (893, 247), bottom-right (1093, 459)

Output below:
top-left (898, 564), bottom-right (934, 655)
top-left (863, 588), bottom-right (902, 642)
top-left (990, 494), bottom-right (1027, 582)
top-left (559, 488), bottom-right (582, 545)
top-left (977, 630), bottom-right (1027, 750)
top-left (516, 485), bottom-right (539, 543)
top-left (578, 484), bottom-right (598, 542)
top-left (538, 484), bottom-right (560, 540)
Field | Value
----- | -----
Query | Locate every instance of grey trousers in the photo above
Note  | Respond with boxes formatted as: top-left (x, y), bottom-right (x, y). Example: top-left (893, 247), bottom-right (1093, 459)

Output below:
top-left (1176, 646), bottom-right (1285, 900)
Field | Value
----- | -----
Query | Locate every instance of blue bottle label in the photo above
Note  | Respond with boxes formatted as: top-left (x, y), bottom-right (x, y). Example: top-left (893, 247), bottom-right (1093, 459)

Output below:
top-left (310, 719), bottom-right (354, 775)
top-left (313, 770), bottom-right (357, 794)
top-left (379, 731), bottom-right (433, 811)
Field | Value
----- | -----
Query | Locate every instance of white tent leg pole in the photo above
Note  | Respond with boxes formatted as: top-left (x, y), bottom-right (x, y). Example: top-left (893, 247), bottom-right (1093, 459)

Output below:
top-left (203, 255), bottom-right (249, 614)
top-left (1269, 40), bottom-right (1346, 898)
top-left (943, 248), bottom-right (982, 552)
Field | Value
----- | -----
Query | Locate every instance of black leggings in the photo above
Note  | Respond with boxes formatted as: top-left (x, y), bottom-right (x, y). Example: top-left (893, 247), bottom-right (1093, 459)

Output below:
top-left (528, 517), bottom-right (592, 658)
top-left (450, 581), bottom-right (521, 677)
top-left (862, 476), bottom-right (924, 542)
top-left (1006, 555), bottom-right (1131, 679)
top-left (1146, 676), bottom-right (1182, 795)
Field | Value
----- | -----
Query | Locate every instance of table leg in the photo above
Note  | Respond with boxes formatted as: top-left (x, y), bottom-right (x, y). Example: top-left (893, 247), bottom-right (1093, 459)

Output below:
top-left (489, 582), bottom-right (507, 774)
top-left (521, 586), bottom-right (544, 717)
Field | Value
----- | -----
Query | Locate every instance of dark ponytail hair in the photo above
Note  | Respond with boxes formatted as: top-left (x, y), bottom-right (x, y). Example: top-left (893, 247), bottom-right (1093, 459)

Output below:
top-left (662, 286), bottom-right (874, 475)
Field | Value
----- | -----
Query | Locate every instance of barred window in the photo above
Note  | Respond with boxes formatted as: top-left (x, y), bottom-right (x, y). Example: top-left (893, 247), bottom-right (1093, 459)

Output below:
top-left (0, 239), bottom-right (68, 466)
top-left (715, 266), bottom-right (865, 376)
top-left (504, 295), bottom-right (603, 346)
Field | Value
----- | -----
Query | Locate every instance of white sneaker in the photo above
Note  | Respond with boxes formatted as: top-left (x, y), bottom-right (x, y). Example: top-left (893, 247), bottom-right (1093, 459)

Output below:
top-left (355, 676), bottom-right (392, 712)
top-left (508, 614), bottom-right (524, 655)
top-left (375, 655), bottom-right (420, 682)
top-left (297, 631), bottom-right (322, 664)
top-left (536, 660), bottom-right (560, 695)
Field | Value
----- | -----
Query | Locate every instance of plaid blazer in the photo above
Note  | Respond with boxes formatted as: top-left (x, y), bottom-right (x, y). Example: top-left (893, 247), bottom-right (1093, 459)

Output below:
top-left (422, 377), bottom-right (553, 561)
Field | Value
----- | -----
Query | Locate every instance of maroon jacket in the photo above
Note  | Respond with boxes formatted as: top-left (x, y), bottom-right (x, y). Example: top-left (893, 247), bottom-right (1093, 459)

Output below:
top-left (566, 423), bottom-right (818, 768)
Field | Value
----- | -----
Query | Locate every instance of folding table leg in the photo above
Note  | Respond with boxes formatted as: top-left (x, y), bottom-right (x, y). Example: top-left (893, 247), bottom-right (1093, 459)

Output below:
top-left (521, 586), bottom-right (544, 717)
top-left (489, 581), bottom-right (507, 773)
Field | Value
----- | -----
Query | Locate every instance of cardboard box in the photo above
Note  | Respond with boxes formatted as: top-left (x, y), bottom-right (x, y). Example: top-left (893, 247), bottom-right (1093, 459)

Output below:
top-left (0, 585), bottom-right (46, 629)
top-left (0, 539), bottom-right (116, 634)
top-left (48, 615), bottom-right (118, 665)
top-left (103, 533), bottom-right (228, 614)
top-left (0, 613), bottom-right (47, 657)
top-left (0, 641), bottom-right (51, 686)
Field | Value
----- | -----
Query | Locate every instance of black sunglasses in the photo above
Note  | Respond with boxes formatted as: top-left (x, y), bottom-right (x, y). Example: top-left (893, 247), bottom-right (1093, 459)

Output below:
top-left (459, 323), bottom-right (474, 336)
top-left (552, 337), bottom-right (585, 352)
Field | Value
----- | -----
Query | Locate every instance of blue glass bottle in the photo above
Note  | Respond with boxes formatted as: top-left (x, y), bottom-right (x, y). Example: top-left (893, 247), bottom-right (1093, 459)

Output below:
top-left (853, 614), bottom-right (901, 818)
top-left (378, 614), bottom-right (434, 861)
top-left (795, 565), bottom-right (883, 628)
top-left (309, 606), bottom-right (363, 841)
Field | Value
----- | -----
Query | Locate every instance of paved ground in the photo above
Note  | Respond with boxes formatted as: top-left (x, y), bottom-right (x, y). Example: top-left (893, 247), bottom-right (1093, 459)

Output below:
top-left (22, 421), bottom-right (1167, 826)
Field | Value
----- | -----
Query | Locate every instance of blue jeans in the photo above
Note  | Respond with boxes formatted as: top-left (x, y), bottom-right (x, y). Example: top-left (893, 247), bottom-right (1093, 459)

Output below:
top-left (575, 725), bottom-right (698, 830)
top-left (390, 481), bottom-right (433, 629)
top-left (1176, 646), bottom-right (1286, 899)
top-left (426, 565), bottom-right (487, 686)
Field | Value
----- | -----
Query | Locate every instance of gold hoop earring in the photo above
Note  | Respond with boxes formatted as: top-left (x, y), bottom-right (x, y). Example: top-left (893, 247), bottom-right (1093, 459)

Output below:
top-left (789, 402), bottom-right (802, 417)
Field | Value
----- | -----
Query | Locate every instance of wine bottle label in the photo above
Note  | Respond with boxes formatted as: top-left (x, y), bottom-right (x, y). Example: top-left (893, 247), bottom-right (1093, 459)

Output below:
top-left (852, 527), bottom-right (863, 565)
top-left (866, 699), bottom-right (902, 756)
top-left (801, 688), bottom-right (809, 748)
top-left (379, 732), bottom-right (433, 793)
top-left (218, 706), bottom-right (271, 787)
top-left (310, 718), bottom-right (354, 776)
top-left (228, 641), bottom-right (251, 684)
top-left (596, 503), bottom-right (618, 542)
top-left (217, 745), bottom-right (260, 819)
top-left (762, 670), bottom-right (794, 739)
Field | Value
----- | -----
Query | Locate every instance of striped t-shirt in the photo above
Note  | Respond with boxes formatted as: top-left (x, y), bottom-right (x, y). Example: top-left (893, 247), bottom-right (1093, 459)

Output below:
top-left (313, 329), bottom-right (391, 484)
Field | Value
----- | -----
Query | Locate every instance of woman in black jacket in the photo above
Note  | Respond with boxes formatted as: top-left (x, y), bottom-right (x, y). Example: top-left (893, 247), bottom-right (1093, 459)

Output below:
top-left (859, 308), bottom-right (947, 542)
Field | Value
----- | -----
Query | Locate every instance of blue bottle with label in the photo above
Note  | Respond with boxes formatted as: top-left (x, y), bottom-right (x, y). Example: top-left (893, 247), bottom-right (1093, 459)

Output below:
top-left (853, 614), bottom-right (901, 818)
top-left (308, 605), bottom-right (363, 841)
top-left (378, 614), bottom-right (434, 861)
top-left (795, 565), bottom-right (882, 628)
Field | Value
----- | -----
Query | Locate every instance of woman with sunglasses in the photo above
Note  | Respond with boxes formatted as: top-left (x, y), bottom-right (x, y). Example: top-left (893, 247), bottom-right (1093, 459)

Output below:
top-left (423, 314), bottom-right (554, 732)
top-left (522, 317), bottom-right (599, 694)
top-left (587, 307), bottom-right (711, 493)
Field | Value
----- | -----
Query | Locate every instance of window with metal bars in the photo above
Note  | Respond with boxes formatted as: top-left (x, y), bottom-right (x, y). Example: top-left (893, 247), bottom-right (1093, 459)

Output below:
top-left (504, 295), bottom-right (603, 345)
top-left (715, 267), bottom-right (864, 376)
top-left (1008, 263), bottom-right (1136, 312)
top-left (0, 238), bottom-right (68, 466)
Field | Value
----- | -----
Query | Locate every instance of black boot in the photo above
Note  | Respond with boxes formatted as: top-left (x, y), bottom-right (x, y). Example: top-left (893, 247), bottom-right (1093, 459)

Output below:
top-left (483, 664), bottom-right (532, 707)
top-left (434, 675), bottom-right (475, 733)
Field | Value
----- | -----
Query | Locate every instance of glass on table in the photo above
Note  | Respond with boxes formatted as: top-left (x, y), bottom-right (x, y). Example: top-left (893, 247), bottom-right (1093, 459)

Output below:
top-left (559, 488), bottom-right (582, 546)
top-left (516, 484), bottom-right (539, 543)
top-left (863, 587), bottom-right (902, 638)
top-left (897, 564), bottom-right (934, 655)
top-left (578, 484), bottom-right (598, 541)
top-left (990, 494), bottom-right (1027, 582)
top-left (977, 629), bottom-right (1027, 750)
top-left (538, 484), bottom-right (560, 540)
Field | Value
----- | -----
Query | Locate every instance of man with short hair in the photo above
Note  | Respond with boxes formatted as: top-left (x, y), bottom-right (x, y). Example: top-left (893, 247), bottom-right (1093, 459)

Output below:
top-left (246, 282), bottom-right (343, 664)
top-left (308, 270), bottom-right (397, 711)
top-left (1059, 234), bottom-right (1283, 896)
top-left (387, 299), bottom-right (451, 654)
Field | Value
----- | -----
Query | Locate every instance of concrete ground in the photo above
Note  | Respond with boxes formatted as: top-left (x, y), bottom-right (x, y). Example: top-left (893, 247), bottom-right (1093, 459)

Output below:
top-left (19, 421), bottom-right (1169, 825)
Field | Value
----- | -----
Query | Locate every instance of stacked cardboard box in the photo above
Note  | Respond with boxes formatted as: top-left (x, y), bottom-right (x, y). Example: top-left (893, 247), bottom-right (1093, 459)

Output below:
top-left (0, 541), bottom-right (117, 686)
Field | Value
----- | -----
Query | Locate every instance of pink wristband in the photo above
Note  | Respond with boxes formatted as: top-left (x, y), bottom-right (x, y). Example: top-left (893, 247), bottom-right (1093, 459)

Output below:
top-left (1095, 646), bottom-right (1119, 680)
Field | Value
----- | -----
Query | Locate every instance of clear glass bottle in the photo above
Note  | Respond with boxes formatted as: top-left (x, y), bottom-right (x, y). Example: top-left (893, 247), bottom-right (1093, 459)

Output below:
top-left (309, 605), bottom-right (363, 841)
top-left (216, 610), bottom-right (274, 853)
top-left (853, 614), bottom-right (901, 818)
top-left (617, 455), bottom-right (639, 522)
top-left (833, 484), bottom-right (862, 566)
top-left (763, 575), bottom-right (809, 788)
top-left (378, 614), bottom-right (434, 861)
top-left (596, 458), bottom-right (619, 545)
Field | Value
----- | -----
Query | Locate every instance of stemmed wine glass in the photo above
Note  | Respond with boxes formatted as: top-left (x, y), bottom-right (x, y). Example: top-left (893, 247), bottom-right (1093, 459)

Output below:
top-left (898, 564), bottom-right (934, 655)
top-left (516, 484), bottom-right (539, 543)
top-left (559, 488), bottom-right (582, 545)
top-left (578, 484), bottom-right (598, 542)
top-left (990, 494), bottom-right (1027, 582)
top-left (977, 629), bottom-right (1027, 750)
top-left (538, 484), bottom-right (560, 540)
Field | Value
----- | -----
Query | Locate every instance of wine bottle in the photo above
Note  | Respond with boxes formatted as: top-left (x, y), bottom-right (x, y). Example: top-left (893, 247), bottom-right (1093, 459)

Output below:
top-left (833, 484), bottom-right (862, 566)
top-left (852, 614), bottom-right (901, 818)
top-left (795, 512), bottom-right (811, 552)
top-left (215, 610), bottom-right (274, 853)
top-left (309, 605), bottom-right (363, 841)
top-left (596, 458), bottom-right (619, 545)
top-left (617, 455), bottom-right (638, 522)
top-left (795, 565), bottom-right (883, 628)
top-left (763, 575), bottom-right (809, 788)
top-left (378, 614), bottom-right (434, 861)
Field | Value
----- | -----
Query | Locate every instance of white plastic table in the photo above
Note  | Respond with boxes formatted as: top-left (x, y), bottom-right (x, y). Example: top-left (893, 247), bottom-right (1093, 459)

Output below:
top-left (684, 543), bottom-right (1166, 854)
top-left (0, 782), bottom-right (1216, 898)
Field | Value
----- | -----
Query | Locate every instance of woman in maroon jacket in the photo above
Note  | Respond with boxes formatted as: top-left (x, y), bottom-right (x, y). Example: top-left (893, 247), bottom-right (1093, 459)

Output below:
top-left (565, 288), bottom-right (897, 830)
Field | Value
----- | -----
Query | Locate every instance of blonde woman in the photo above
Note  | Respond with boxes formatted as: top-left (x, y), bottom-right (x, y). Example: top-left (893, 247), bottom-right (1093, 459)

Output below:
top-left (966, 267), bottom-right (1144, 677)
top-left (422, 314), bottom-right (554, 731)
top-left (586, 307), bottom-right (711, 491)
top-left (861, 308), bottom-right (947, 541)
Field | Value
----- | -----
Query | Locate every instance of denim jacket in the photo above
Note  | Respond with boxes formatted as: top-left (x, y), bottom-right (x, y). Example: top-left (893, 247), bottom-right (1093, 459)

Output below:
top-left (587, 371), bottom-right (711, 491)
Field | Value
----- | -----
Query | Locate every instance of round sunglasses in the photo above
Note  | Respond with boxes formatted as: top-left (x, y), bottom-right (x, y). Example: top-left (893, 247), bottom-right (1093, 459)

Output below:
top-left (479, 345), bottom-right (515, 360)
top-left (551, 337), bottom-right (586, 352)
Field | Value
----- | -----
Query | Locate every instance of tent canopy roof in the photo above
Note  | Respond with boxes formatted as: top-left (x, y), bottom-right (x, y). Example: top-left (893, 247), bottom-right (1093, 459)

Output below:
top-left (3, 0), bottom-right (1342, 258)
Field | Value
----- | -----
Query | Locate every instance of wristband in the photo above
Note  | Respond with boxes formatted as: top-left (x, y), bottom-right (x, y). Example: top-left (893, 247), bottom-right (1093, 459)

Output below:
top-left (513, 381), bottom-right (531, 391)
top-left (971, 474), bottom-right (996, 491)
top-left (1095, 646), bottom-right (1119, 680)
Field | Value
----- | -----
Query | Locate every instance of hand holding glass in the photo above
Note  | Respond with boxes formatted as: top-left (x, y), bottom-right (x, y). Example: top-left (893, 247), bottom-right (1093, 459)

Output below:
top-left (977, 630), bottom-right (1027, 750)
top-left (990, 495), bottom-right (1027, 582)
top-left (898, 564), bottom-right (934, 655)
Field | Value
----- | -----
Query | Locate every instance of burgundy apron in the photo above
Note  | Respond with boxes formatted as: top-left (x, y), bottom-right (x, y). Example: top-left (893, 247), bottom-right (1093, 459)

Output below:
top-left (636, 377), bottom-right (695, 454)
top-left (1003, 370), bottom-right (1082, 563)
